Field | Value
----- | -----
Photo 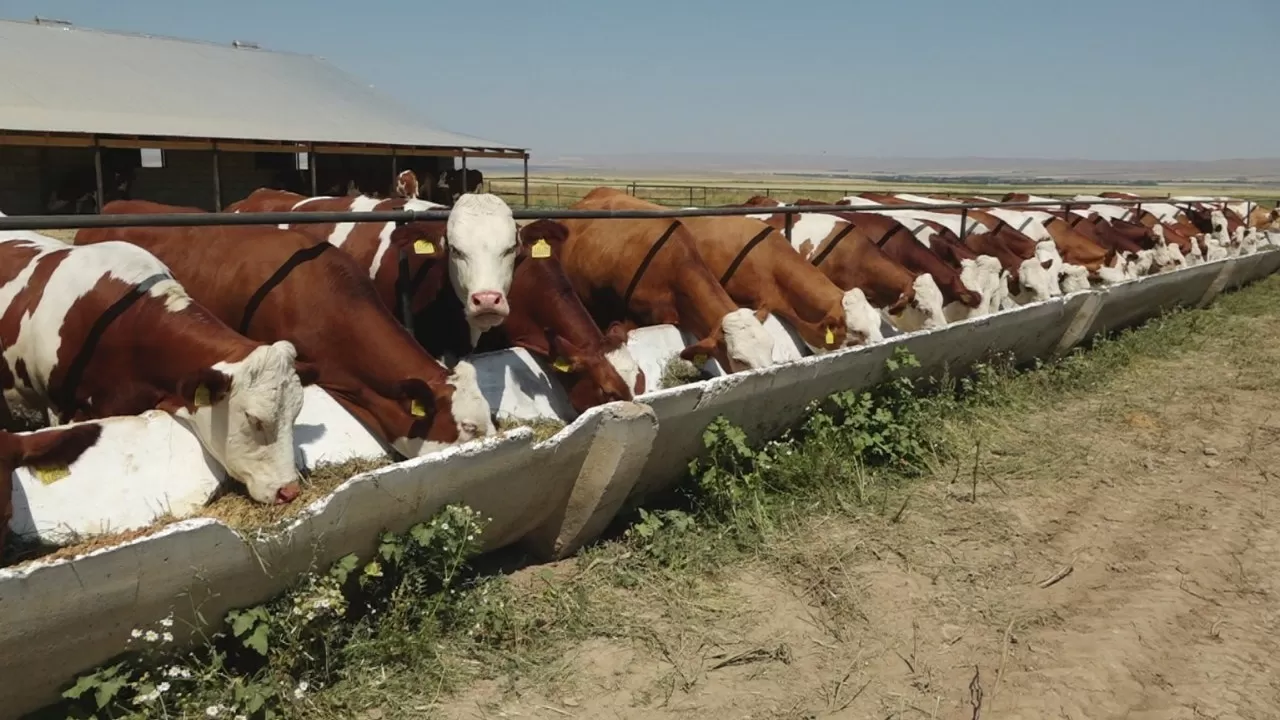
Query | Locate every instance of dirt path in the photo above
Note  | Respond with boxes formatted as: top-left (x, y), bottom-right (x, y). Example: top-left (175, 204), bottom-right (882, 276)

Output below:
top-left (437, 308), bottom-right (1280, 720)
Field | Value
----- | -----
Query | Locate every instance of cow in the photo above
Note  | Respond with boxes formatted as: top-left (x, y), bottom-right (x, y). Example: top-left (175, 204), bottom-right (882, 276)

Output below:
top-left (550, 193), bottom-right (776, 372)
top-left (226, 183), bottom-right (518, 346)
top-left (227, 180), bottom-right (645, 406)
top-left (413, 219), bottom-right (645, 406)
top-left (439, 168), bottom-right (485, 203)
top-left (578, 189), bottom-right (880, 350)
top-left (0, 227), bottom-right (309, 504)
top-left (75, 201), bottom-right (495, 459)
top-left (0, 423), bottom-right (107, 555)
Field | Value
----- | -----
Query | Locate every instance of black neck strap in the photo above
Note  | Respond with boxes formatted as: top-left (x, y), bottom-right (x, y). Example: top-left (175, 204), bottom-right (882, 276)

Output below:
top-left (240, 242), bottom-right (333, 335)
top-left (719, 226), bottom-right (775, 286)
top-left (622, 221), bottom-right (681, 308)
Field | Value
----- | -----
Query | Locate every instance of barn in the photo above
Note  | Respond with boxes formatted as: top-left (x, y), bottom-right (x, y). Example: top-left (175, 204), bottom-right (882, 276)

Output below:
top-left (0, 17), bottom-right (528, 214)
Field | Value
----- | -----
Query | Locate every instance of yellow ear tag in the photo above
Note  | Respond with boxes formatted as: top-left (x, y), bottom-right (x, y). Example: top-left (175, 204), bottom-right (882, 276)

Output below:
top-left (552, 357), bottom-right (573, 373)
top-left (410, 399), bottom-right (427, 418)
top-left (825, 327), bottom-right (836, 345)
top-left (413, 239), bottom-right (435, 255)
top-left (31, 464), bottom-right (70, 485)
top-left (530, 239), bottom-right (552, 259)
top-left (692, 354), bottom-right (707, 367)
top-left (193, 384), bottom-right (211, 407)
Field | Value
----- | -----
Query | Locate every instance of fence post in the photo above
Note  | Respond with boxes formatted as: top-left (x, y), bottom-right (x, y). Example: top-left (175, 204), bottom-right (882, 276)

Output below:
top-left (959, 208), bottom-right (968, 241)
top-left (309, 144), bottom-right (318, 196)
top-left (523, 154), bottom-right (530, 208)
top-left (556, 184), bottom-right (561, 207)
top-left (784, 210), bottom-right (793, 245)
top-left (92, 140), bottom-right (104, 213)
top-left (688, 186), bottom-right (694, 206)
top-left (211, 143), bottom-right (223, 212)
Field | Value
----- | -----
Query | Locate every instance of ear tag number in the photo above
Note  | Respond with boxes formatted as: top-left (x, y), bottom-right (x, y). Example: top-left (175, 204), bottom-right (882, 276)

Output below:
top-left (825, 327), bottom-right (836, 345)
top-left (410, 399), bottom-right (427, 418)
top-left (531, 239), bottom-right (551, 259)
top-left (193, 384), bottom-right (211, 407)
top-left (414, 239), bottom-right (435, 255)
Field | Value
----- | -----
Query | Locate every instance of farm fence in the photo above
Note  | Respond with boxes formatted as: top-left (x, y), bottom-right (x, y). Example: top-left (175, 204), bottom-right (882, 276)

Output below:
top-left (0, 195), bottom-right (1275, 716)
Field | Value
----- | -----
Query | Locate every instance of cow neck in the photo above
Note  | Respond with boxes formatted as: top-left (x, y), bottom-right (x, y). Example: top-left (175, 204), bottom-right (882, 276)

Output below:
top-left (54, 273), bottom-right (168, 414)
top-left (622, 221), bottom-right (682, 308)
top-left (718, 226), bottom-right (775, 286)
top-left (240, 242), bottom-right (333, 334)
top-left (810, 221), bottom-right (858, 267)
top-left (509, 254), bottom-right (603, 356)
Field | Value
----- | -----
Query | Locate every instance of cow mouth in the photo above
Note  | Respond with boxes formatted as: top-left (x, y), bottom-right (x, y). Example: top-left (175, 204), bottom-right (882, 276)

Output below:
top-left (469, 309), bottom-right (508, 327)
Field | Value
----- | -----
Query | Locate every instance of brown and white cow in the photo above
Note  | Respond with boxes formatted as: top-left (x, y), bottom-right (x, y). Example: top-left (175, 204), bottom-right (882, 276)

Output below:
top-left (735, 197), bottom-right (948, 329)
top-left (577, 189), bottom-right (880, 350)
top-left (736, 199), bottom-right (947, 332)
top-left (0, 423), bottom-right (106, 554)
top-left (228, 180), bottom-right (645, 406)
top-left (412, 219), bottom-right (645, 407)
top-left (551, 193), bottom-right (775, 372)
top-left (0, 228), bottom-right (308, 504)
top-left (76, 201), bottom-right (495, 459)
top-left (227, 182), bottom-right (518, 345)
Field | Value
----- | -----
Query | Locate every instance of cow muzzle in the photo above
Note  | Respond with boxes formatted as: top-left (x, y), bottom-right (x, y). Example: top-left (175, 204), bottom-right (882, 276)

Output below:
top-left (468, 291), bottom-right (509, 327)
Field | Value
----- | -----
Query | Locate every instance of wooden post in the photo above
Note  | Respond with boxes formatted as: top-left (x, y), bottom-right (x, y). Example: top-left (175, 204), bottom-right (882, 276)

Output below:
top-left (309, 145), bottom-right (318, 196)
top-left (93, 142), bottom-right (104, 213)
top-left (390, 149), bottom-right (398, 193)
top-left (211, 144), bottom-right (223, 211)
top-left (523, 153), bottom-right (530, 207)
top-left (460, 151), bottom-right (468, 198)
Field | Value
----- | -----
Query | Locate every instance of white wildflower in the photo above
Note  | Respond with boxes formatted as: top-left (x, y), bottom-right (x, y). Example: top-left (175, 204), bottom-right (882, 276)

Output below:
top-left (130, 629), bottom-right (142, 639)
top-left (157, 682), bottom-right (171, 693)
top-left (294, 680), bottom-right (309, 699)
top-left (205, 705), bottom-right (224, 717)
top-left (159, 615), bottom-right (174, 628)
top-left (144, 630), bottom-right (160, 643)
top-left (162, 632), bottom-right (174, 643)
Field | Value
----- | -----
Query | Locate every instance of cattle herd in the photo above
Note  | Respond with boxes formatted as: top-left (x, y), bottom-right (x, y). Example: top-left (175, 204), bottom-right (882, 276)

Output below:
top-left (1, 171), bottom-right (1278, 553)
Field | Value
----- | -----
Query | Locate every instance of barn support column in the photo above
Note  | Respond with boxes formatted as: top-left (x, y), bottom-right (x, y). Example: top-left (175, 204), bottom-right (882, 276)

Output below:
top-left (390, 149), bottom-right (398, 195)
top-left (523, 153), bottom-right (530, 207)
top-left (460, 151), bottom-right (468, 197)
top-left (212, 144), bottom-right (223, 211)
top-left (309, 144), bottom-right (318, 196)
top-left (93, 141), bottom-right (104, 213)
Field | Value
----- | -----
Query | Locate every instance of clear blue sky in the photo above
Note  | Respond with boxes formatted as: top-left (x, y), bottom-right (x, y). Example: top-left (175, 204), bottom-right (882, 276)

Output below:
top-left (5, 0), bottom-right (1277, 160)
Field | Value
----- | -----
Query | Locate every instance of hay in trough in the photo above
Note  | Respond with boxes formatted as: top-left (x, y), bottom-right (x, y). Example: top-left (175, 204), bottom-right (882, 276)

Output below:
top-left (497, 416), bottom-right (566, 443)
top-left (660, 356), bottom-right (704, 389)
top-left (200, 455), bottom-right (392, 532)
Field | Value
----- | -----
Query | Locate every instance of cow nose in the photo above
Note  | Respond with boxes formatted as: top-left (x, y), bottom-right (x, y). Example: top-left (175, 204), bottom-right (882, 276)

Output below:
top-left (276, 481), bottom-right (301, 504)
top-left (469, 291), bottom-right (507, 314)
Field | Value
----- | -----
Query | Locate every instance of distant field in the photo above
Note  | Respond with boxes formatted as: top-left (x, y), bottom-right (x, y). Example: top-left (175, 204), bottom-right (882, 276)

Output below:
top-left (484, 173), bottom-right (1280, 209)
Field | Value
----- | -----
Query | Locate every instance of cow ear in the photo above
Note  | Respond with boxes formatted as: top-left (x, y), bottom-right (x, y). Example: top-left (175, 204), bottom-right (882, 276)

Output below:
top-left (172, 368), bottom-right (232, 411)
top-left (679, 335), bottom-right (719, 368)
top-left (519, 220), bottom-right (569, 252)
top-left (294, 361), bottom-right (321, 387)
top-left (887, 291), bottom-right (912, 315)
top-left (396, 378), bottom-right (437, 434)
top-left (390, 222), bottom-right (446, 258)
top-left (547, 334), bottom-right (589, 374)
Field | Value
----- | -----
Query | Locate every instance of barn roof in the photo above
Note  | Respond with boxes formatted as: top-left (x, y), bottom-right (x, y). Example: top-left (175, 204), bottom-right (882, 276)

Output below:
top-left (0, 18), bottom-right (522, 153)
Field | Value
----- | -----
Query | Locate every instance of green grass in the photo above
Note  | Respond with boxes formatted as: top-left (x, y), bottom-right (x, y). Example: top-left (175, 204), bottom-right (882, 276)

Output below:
top-left (38, 273), bottom-right (1280, 719)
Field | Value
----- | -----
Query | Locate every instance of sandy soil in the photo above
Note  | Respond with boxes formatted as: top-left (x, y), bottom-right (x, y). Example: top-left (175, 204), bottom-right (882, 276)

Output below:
top-left (437, 318), bottom-right (1280, 719)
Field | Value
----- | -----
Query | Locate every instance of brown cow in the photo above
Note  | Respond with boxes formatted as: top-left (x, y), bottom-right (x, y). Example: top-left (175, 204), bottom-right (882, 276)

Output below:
top-left (226, 183), bottom-right (518, 346)
top-left (75, 201), bottom-right (495, 459)
top-left (413, 219), bottom-right (645, 407)
top-left (0, 229), bottom-right (309, 504)
top-left (228, 183), bottom-right (644, 407)
top-left (736, 197), bottom-right (947, 331)
top-left (577, 189), bottom-right (880, 349)
top-left (0, 423), bottom-right (106, 555)
top-left (549, 193), bottom-right (776, 372)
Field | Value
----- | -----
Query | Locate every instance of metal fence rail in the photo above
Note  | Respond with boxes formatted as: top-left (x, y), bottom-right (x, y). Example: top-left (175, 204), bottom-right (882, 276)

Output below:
top-left (0, 197), bottom-right (1212, 233)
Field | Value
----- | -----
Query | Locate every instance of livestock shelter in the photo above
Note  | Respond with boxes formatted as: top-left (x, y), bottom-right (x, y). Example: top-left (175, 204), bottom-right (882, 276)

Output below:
top-left (0, 17), bottom-right (528, 215)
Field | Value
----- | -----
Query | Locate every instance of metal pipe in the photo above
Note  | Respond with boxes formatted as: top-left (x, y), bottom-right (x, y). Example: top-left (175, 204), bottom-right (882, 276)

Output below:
top-left (93, 142), bottom-right (104, 213)
top-left (0, 198), bottom-right (1187, 232)
top-left (212, 144), bottom-right (223, 211)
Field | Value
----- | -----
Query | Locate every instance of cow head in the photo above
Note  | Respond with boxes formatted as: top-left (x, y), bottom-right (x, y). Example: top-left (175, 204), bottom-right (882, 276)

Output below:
top-left (445, 194), bottom-right (519, 344)
top-left (394, 170), bottom-right (422, 199)
top-left (680, 308), bottom-right (774, 373)
top-left (841, 288), bottom-right (884, 345)
top-left (545, 332), bottom-right (635, 412)
top-left (0, 423), bottom-right (104, 554)
top-left (1016, 257), bottom-right (1057, 302)
top-left (167, 340), bottom-right (306, 505)
top-left (1058, 264), bottom-right (1092, 293)
top-left (391, 361), bottom-right (495, 458)
top-left (885, 274), bottom-right (947, 332)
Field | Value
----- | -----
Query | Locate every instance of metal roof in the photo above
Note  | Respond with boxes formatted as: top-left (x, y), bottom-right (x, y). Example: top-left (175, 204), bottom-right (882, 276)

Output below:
top-left (0, 19), bottom-right (521, 152)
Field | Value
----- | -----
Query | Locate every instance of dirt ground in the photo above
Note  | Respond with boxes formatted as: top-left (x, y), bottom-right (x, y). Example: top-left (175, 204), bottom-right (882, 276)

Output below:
top-left (436, 312), bottom-right (1280, 719)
